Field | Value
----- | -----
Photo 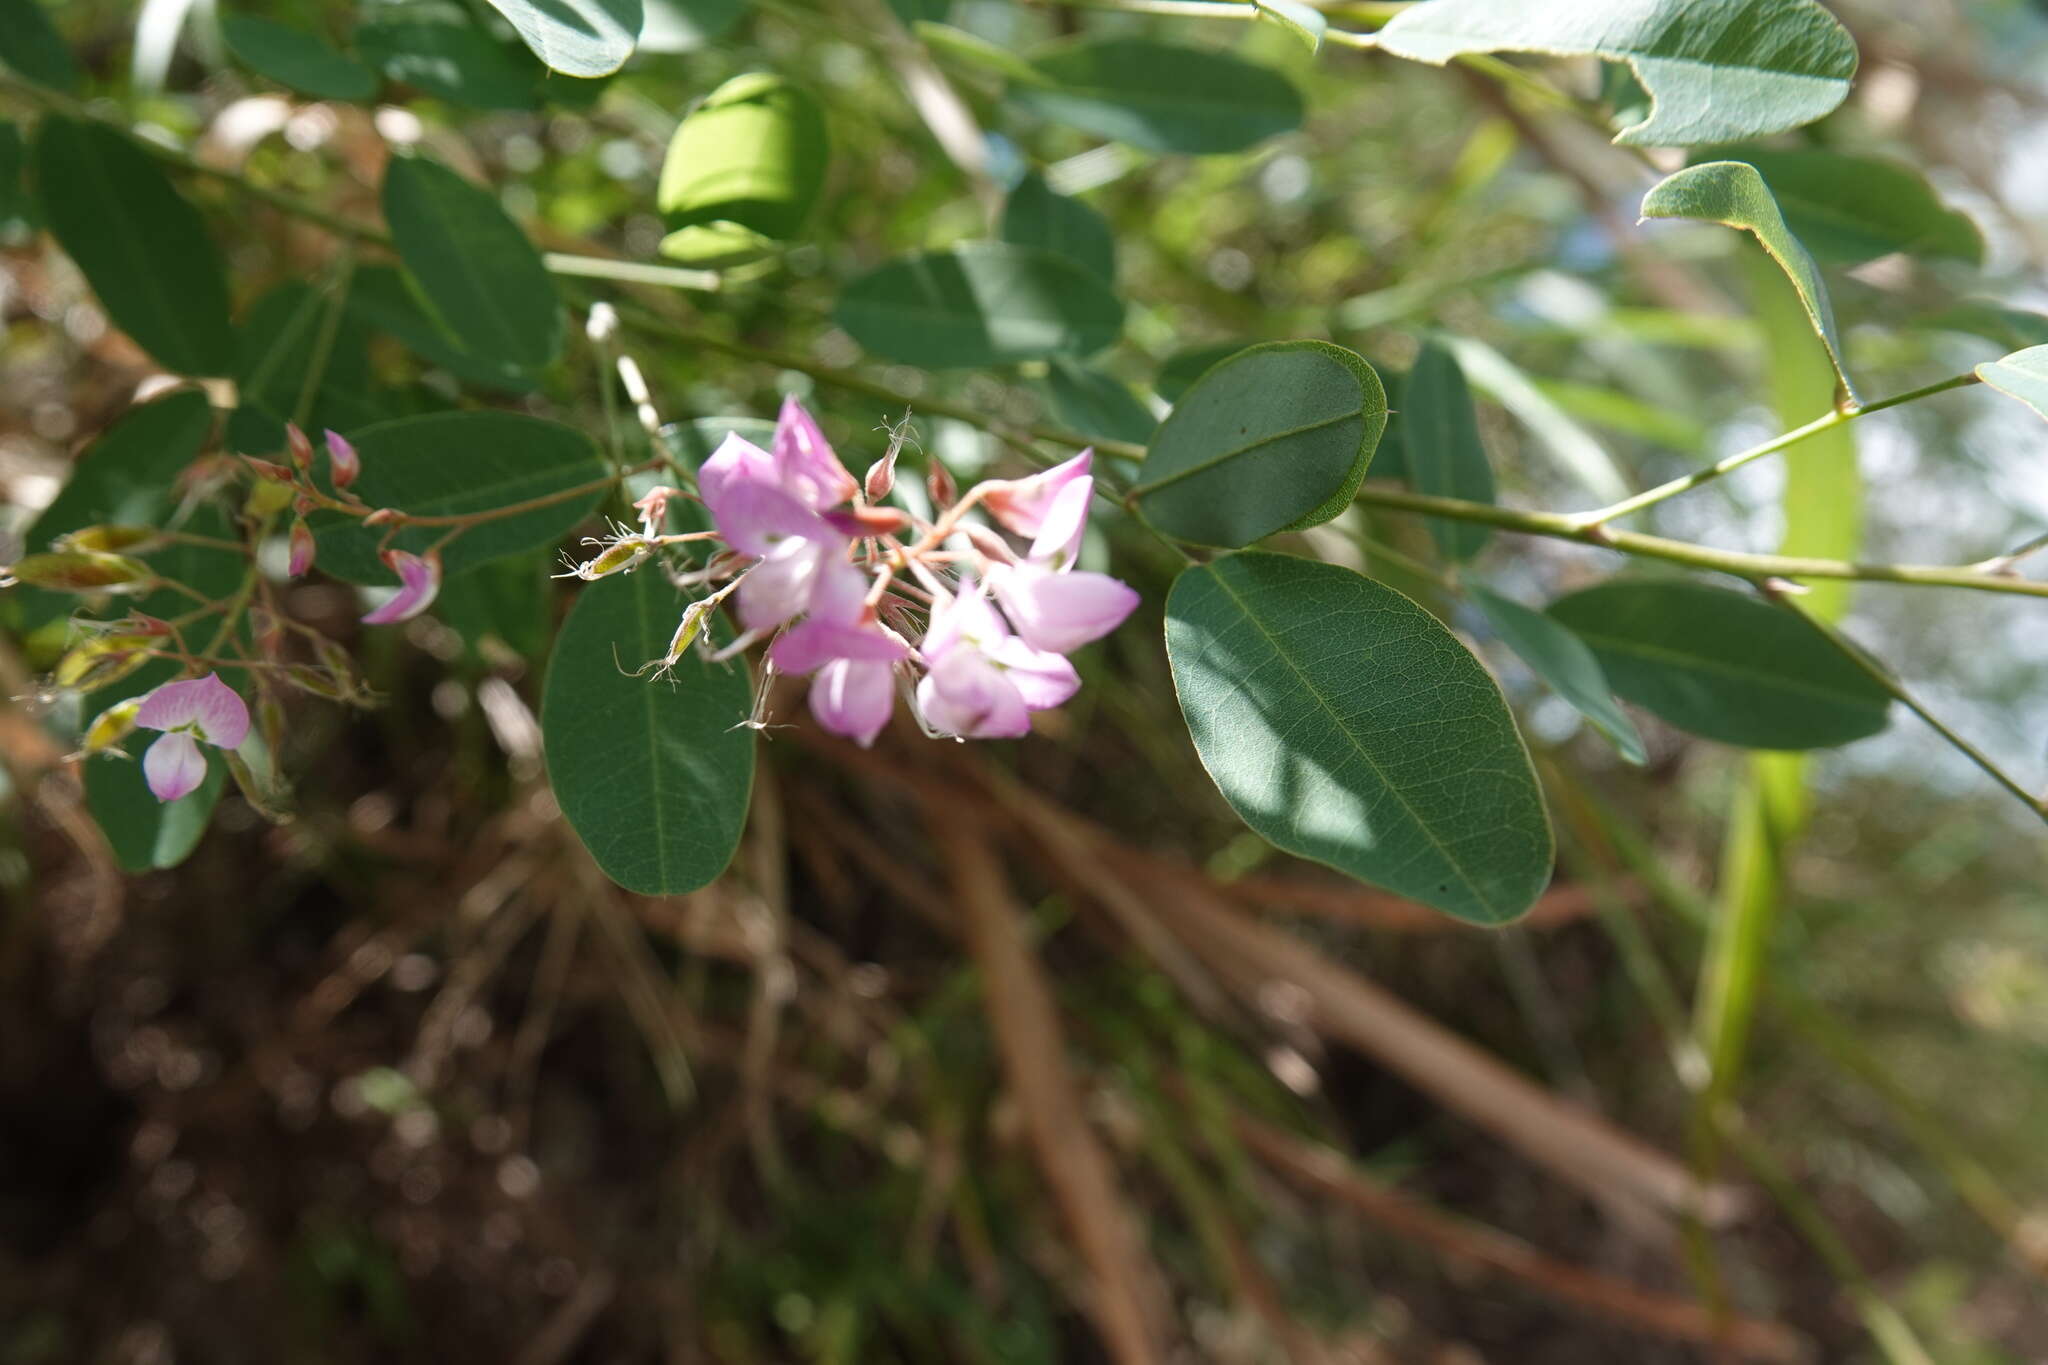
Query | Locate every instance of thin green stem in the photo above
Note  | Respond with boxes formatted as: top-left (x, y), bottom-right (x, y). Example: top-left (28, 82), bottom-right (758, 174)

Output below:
top-left (1575, 373), bottom-right (1981, 528)
top-left (291, 252), bottom-right (357, 429)
top-left (541, 253), bottom-right (720, 293)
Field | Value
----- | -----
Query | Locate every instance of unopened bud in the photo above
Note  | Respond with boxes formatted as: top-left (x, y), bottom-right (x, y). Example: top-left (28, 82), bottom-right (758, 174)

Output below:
top-left (926, 459), bottom-right (957, 507)
top-left (632, 485), bottom-right (675, 537)
top-left (361, 507), bottom-right (402, 527)
top-left (56, 525), bottom-right (162, 554)
top-left (323, 430), bottom-right (360, 488)
top-left (5, 551), bottom-right (154, 593)
top-left (55, 634), bottom-right (157, 690)
top-left (864, 451), bottom-right (897, 502)
top-left (248, 606), bottom-right (286, 657)
top-left (286, 422), bottom-right (315, 472)
top-left (82, 698), bottom-right (143, 754)
top-left (824, 506), bottom-right (911, 538)
top-left (287, 518), bottom-right (316, 578)
top-left (106, 613), bottom-right (173, 637)
top-left (244, 456), bottom-right (296, 484)
top-left (585, 302), bottom-right (620, 344)
top-left (962, 522), bottom-right (1018, 565)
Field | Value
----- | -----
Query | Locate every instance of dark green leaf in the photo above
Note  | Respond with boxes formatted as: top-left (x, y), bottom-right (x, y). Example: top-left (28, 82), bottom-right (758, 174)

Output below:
top-left (227, 281), bottom-right (376, 455)
top-left (483, 0), bottom-right (641, 77)
top-left (0, 0), bottom-right (79, 92)
top-left (1377, 0), bottom-right (1857, 147)
top-left (835, 243), bottom-right (1124, 368)
top-left (309, 412), bottom-right (608, 581)
top-left (382, 156), bottom-right (561, 374)
top-left (1548, 580), bottom-right (1892, 749)
top-left (1015, 38), bottom-right (1304, 155)
top-left (356, 19), bottom-right (540, 110)
top-left (657, 71), bottom-right (828, 262)
top-left (1401, 342), bottom-right (1494, 561)
top-left (1133, 341), bottom-right (1385, 548)
top-left (346, 264), bottom-right (538, 392)
top-left (1040, 359), bottom-right (1155, 446)
top-left (1470, 585), bottom-right (1645, 765)
top-left (0, 118), bottom-right (31, 230)
top-left (32, 117), bottom-right (234, 376)
top-left (221, 14), bottom-right (378, 101)
top-left (1975, 345), bottom-right (2048, 425)
top-left (1641, 160), bottom-right (1857, 403)
top-left (1001, 172), bottom-right (1114, 283)
top-left (1156, 342), bottom-right (1242, 404)
top-left (1705, 146), bottom-right (1981, 265)
top-left (1165, 551), bottom-right (1552, 925)
top-left (87, 737), bottom-right (226, 871)
top-left (542, 570), bottom-right (755, 895)
top-left (434, 551), bottom-right (552, 663)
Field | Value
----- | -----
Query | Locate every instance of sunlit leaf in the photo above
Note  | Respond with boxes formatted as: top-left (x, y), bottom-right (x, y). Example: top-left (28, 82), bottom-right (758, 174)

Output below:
top-left (483, 0), bottom-right (641, 77)
top-left (1377, 0), bottom-right (1857, 147)
top-left (1470, 585), bottom-right (1645, 766)
top-left (1641, 160), bottom-right (1857, 404)
top-left (1134, 341), bottom-right (1385, 548)
top-left (835, 243), bottom-right (1124, 368)
top-left (657, 71), bottom-right (827, 263)
top-left (1400, 341), bottom-right (1494, 561)
top-left (637, 0), bottom-right (746, 53)
top-left (1015, 37), bottom-right (1303, 155)
top-left (1706, 146), bottom-right (1982, 265)
top-left (542, 570), bottom-right (755, 895)
top-left (1256, 0), bottom-right (1325, 52)
top-left (1974, 345), bottom-right (2048, 425)
top-left (32, 117), bottom-right (233, 376)
top-left (221, 13), bottom-right (378, 101)
top-left (1166, 552), bottom-right (1553, 925)
top-left (1548, 580), bottom-right (1891, 750)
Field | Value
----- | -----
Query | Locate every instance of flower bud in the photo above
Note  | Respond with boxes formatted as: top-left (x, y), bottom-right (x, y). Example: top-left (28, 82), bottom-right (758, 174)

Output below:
top-left (287, 518), bottom-right (316, 578)
top-left (864, 450), bottom-right (897, 502)
top-left (55, 634), bottom-right (157, 691)
top-left (962, 522), bottom-right (1018, 566)
top-left (82, 698), bottom-right (143, 754)
top-left (323, 430), bottom-right (361, 488)
top-left (248, 606), bottom-right (285, 657)
top-left (823, 506), bottom-right (911, 538)
top-left (632, 485), bottom-right (674, 537)
top-left (244, 456), bottom-right (296, 484)
top-left (564, 536), bottom-right (654, 581)
top-left (927, 459), bottom-right (957, 508)
top-left (286, 422), bottom-right (315, 473)
top-left (55, 525), bottom-right (163, 554)
top-left (585, 302), bottom-right (620, 344)
top-left (4, 551), bottom-right (154, 593)
top-left (361, 507), bottom-right (402, 527)
top-left (106, 613), bottom-right (173, 637)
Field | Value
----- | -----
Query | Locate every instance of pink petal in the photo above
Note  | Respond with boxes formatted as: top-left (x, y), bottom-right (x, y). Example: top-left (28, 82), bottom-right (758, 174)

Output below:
top-left (698, 432), bottom-right (777, 509)
top-left (136, 673), bottom-right (250, 747)
top-left (987, 635), bottom-right (1080, 712)
top-left (736, 538), bottom-right (830, 632)
top-left (981, 449), bottom-right (1092, 539)
top-left (287, 519), bottom-right (316, 578)
top-left (773, 395), bottom-right (858, 511)
top-left (810, 657), bottom-right (895, 747)
top-left (919, 580), bottom-right (1005, 662)
top-left (916, 651), bottom-right (1031, 739)
top-left (991, 565), bottom-right (1140, 654)
top-left (1026, 474), bottom-right (1094, 569)
top-left (704, 476), bottom-right (829, 559)
top-left (143, 730), bottom-right (208, 802)
top-left (771, 617), bottom-right (909, 675)
top-left (361, 550), bottom-right (440, 625)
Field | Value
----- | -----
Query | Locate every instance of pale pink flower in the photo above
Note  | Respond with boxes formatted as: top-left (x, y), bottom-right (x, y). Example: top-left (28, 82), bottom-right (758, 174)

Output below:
top-left (134, 673), bottom-right (249, 802)
top-left (981, 449), bottom-right (1093, 542)
top-left (989, 562), bottom-right (1140, 655)
top-left (772, 395), bottom-right (858, 511)
top-left (916, 585), bottom-right (1077, 740)
top-left (361, 549), bottom-right (441, 625)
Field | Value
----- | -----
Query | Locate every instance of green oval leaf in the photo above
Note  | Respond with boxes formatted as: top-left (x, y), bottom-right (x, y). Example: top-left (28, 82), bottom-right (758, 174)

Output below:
top-left (483, 0), bottom-right (641, 77)
top-left (87, 735), bottom-right (226, 871)
top-left (383, 156), bottom-right (561, 375)
top-left (657, 71), bottom-right (828, 260)
top-left (1133, 341), bottom-right (1385, 548)
top-left (221, 14), bottom-right (378, 101)
top-left (1704, 146), bottom-right (1982, 266)
top-left (1469, 585), bottom-right (1645, 766)
top-left (1641, 160), bottom-right (1857, 404)
top-left (1975, 345), bottom-right (2048, 424)
top-left (1377, 0), bottom-right (1857, 148)
top-left (356, 19), bottom-right (540, 110)
top-left (542, 570), bottom-right (755, 895)
top-left (309, 412), bottom-right (608, 581)
top-left (1157, 342), bottom-right (1242, 404)
top-left (345, 264), bottom-right (538, 393)
top-left (1040, 358), bottom-right (1155, 446)
top-left (32, 117), bottom-right (233, 376)
top-left (1001, 171), bottom-right (1114, 284)
top-left (1166, 552), bottom-right (1553, 925)
top-left (0, 0), bottom-right (79, 91)
top-left (1014, 37), bottom-right (1304, 155)
top-left (1548, 581), bottom-right (1892, 750)
top-left (227, 281), bottom-right (377, 455)
top-left (1401, 341), bottom-right (1494, 561)
top-left (835, 243), bottom-right (1124, 369)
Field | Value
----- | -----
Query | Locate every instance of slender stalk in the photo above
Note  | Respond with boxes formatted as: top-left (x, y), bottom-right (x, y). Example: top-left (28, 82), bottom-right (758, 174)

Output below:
top-left (1575, 373), bottom-right (1981, 529)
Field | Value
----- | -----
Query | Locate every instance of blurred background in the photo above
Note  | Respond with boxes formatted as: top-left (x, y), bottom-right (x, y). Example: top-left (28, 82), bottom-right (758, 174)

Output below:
top-left (4, 0), bottom-right (2048, 1360)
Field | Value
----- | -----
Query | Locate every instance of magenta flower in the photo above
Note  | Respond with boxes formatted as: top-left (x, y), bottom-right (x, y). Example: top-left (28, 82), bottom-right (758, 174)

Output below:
top-left (134, 673), bottom-right (249, 802)
top-left (768, 570), bottom-right (910, 747)
top-left (772, 395), bottom-right (858, 512)
top-left (916, 584), bottom-right (1078, 740)
top-left (981, 449), bottom-right (1093, 542)
top-left (700, 434), bottom-right (863, 634)
top-left (361, 549), bottom-right (441, 625)
top-left (985, 455), bottom-right (1138, 653)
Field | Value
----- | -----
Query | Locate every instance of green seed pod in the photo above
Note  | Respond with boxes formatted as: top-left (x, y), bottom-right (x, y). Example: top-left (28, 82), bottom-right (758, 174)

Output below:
top-left (55, 524), bottom-right (164, 553)
top-left (55, 633), bottom-right (158, 691)
top-left (6, 551), bottom-right (155, 593)
top-left (81, 698), bottom-right (143, 754)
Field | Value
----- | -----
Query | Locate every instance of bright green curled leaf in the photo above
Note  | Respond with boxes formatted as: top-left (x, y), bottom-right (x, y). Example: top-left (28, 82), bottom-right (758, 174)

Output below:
top-left (835, 243), bottom-right (1123, 369)
top-left (542, 570), bottom-right (755, 895)
top-left (1133, 341), bottom-right (1385, 548)
top-left (484, 0), bottom-right (641, 77)
top-left (657, 72), bottom-right (827, 266)
top-left (0, 0), bottom-right (81, 91)
top-left (1548, 581), bottom-right (1891, 750)
top-left (1014, 37), bottom-right (1304, 155)
top-left (1256, 0), bottom-right (1326, 52)
top-left (1401, 341), bottom-right (1494, 562)
top-left (1376, 0), bottom-right (1857, 148)
top-left (1641, 160), bottom-right (1857, 404)
top-left (1166, 552), bottom-right (1553, 925)
top-left (1974, 345), bottom-right (2048, 424)
top-left (32, 117), bottom-right (234, 377)
top-left (1706, 146), bottom-right (1982, 266)
top-left (1001, 172), bottom-right (1114, 284)
top-left (220, 14), bottom-right (378, 101)
top-left (1469, 585), bottom-right (1645, 766)
top-left (309, 412), bottom-right (607, 581)
top-left (382, 156), bottom-right (561, 375)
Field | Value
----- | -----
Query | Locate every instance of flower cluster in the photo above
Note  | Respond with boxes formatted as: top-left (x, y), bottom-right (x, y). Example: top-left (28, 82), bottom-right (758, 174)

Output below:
top-left (577, 397), bottom-right (1139, 747)
top-left (263, 424), bottom-right (443, 626)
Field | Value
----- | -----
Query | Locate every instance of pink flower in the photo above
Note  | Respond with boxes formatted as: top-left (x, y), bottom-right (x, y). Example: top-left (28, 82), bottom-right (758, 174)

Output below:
top-left (324, 429), bottom-right (360, 488)
top-left (701, 434), bottom-right (863, 634)
top-left (916, 585), bottom-right (1077, 740)
top-left (767, 567), bottom-right (909, 748)
top-left (287, 519), bottom-right (316, 578)
top-left (989, 562), bottom-right (1140, 654)
top-left (361, 549), bottom-right (441, 625)
top-left (981, 449), bottom-right (1093, 543)
top-left (134, 673), bottom-right (249, 802)
top-left (772, 395), bottom-right (858, 511)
